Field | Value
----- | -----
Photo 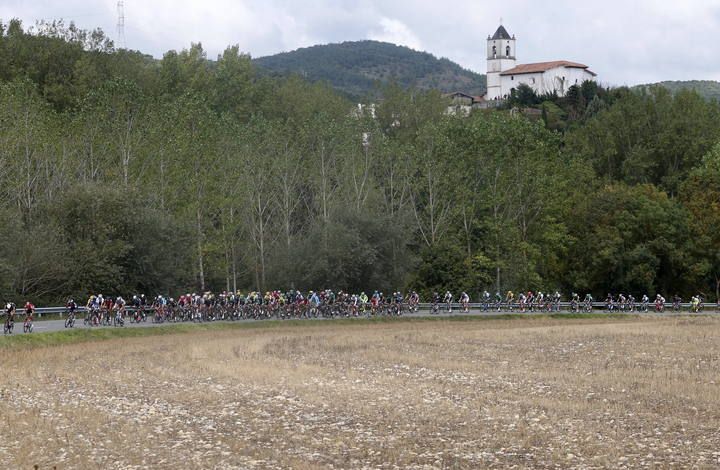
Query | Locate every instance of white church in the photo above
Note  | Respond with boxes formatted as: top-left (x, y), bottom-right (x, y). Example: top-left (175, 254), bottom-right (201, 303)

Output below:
top-left (484, 24), bottom-right (596, 101)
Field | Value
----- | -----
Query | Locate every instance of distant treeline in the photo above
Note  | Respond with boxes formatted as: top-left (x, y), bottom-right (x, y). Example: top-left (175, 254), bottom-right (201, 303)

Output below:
top-left (0, 19), bottom-right (719, 304)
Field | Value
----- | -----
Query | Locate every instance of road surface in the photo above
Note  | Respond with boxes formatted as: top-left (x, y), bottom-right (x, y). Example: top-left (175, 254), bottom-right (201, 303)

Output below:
top-left (4, 307), bottom-right (717, 336)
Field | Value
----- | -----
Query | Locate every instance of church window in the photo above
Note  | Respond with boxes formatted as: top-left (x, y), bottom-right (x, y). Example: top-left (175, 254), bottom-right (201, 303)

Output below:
top-left (531, 77), bottom-right (535, 84)
top-left (492, 45), bottom-right (497, 57)
top-left (511, 76), bottom-right (514, 80)
top-left (506, 45), bottom-right (511, 57)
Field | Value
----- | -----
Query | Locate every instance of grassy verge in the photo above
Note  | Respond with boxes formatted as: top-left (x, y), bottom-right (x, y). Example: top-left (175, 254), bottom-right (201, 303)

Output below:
top-left (0, 312), bottom-right (650, 350)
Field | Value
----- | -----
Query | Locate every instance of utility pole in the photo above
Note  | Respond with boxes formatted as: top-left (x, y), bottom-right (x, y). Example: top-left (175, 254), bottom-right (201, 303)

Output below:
top-left (117, 0), bottom-right (126, 49)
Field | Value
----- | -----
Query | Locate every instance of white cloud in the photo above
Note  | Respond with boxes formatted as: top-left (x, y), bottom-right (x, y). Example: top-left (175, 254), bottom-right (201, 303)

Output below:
top-left (368, 17), bottom-right (422, 50)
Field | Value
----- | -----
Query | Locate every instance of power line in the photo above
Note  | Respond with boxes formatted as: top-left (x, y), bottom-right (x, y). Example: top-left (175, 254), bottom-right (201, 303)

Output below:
top-left (117, 0), bottom-right (126, 49)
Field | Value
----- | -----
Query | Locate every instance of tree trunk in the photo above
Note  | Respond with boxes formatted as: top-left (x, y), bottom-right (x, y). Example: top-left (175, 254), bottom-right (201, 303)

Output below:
top-left (230, 206), bottom-right (237, 293)
top-left (462, 207), bottom-right (472, 258)
top-left (196, 206), bottom-right (205, 291)
top-left (224, 246), bottom-right (231, 293)
top-left (159, 156), bottom-right (165, 211)
top-left (258, 196), bottom-right (266, 292)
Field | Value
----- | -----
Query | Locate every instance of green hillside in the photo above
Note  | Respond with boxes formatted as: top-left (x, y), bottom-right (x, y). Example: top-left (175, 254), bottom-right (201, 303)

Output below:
top-left (635, 80), bottom-right (720, 101)
top-left (253, 40), bottom-right (486, 99)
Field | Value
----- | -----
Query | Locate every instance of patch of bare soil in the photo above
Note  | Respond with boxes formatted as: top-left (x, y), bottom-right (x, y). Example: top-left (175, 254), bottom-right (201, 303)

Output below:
top-left (2, 317), bottom-right (720, 469)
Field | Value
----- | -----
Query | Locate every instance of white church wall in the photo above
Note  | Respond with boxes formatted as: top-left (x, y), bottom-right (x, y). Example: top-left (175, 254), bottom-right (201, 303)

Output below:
top-left (502, 72), bottom-right (543, 97)
top-left (501, 68), bottom-right (596, 98)
top-left (538, 67), bottom-right (595, 96)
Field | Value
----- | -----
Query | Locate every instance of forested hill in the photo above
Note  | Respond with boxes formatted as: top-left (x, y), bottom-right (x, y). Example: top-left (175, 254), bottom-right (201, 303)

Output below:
top-left (253, 40), bottom-right (486, 98)
top-left (634, 80), bottom-right (720, 101)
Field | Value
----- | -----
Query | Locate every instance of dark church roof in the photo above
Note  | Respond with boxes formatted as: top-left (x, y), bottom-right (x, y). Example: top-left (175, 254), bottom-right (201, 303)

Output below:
top-left (491, 25), bottom-right (512, 40)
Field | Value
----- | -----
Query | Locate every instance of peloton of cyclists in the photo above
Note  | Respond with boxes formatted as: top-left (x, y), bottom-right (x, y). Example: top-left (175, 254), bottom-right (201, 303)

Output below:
top-left (7, 287), bottom-right (720, 332)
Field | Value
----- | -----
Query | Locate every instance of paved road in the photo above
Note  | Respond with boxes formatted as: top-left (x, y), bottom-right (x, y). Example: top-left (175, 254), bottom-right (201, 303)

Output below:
top-left (5, 308), bottom-right (718, 336)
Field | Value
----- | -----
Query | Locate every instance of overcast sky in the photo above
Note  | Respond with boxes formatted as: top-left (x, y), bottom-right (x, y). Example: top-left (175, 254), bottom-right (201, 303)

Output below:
top-left (2, 0), bottom-right (720, 86)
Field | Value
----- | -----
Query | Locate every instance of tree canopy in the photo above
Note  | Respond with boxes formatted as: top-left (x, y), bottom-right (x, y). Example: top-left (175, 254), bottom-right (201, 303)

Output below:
top-left (0, 18), bottom-right (718, 303)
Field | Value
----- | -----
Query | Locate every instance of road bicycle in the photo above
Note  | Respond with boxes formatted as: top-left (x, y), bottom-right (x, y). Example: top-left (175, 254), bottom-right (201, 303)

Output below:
top-left (3, 318), bottom-right (13, 335)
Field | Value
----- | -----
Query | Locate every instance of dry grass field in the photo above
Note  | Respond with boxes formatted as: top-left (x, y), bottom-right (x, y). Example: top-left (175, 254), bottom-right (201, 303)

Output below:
top-left (2, 316), bottom-right (720, 469)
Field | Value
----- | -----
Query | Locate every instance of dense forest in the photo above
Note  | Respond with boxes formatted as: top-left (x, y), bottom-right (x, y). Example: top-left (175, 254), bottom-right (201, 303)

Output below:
top-left (254, 40), bottom-right (487, 99)
top-left (634, 80), bottom-right (720, 102)
top-left (0, 19), bottom-right (719, 304)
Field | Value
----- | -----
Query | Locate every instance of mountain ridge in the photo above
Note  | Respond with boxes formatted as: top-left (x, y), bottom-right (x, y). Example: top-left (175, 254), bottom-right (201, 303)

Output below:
top-left (253, 40), bottom-right (487, 99)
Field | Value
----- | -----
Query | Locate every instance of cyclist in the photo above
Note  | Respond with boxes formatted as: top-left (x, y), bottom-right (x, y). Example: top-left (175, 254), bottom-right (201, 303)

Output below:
top-left (570, 292), bottom-right (580, 312)
top-left (494, 292), bottom-right (503, 311)
top-left (66, 298), bottom-right (77, 315)
top-left (583, 293), bottom-right (593, 312)
top-left (23, 301), bottom-right (35, 333)
top-left (349, 294), bottom-right (360, 317)
top-left (672, 294), bottom-right (682, 312)
top-left (96, 294), bottom-right (104, 314)
top-left (24, 301), bottom-right (35, 318)
top-left (4, 302), bottom-right (16, 334)
top-left (641, 294), bottom-right (649, 312)
top-left (443, 291), bottom-right (454, 313)
top-left (553, 291), bottom-right (562, 312)
top-left (114, 297), bottom-right (126, 325)
top-left (393, 291), bottom-right (404, 316)
top-left (526, 291), bottom-right (535, 311)
top-left (617, 293), bottom-right (627, 312)
top-left (459, 291), bottom-right (470, 313)
top-left (370, 291), bottom-right (380, 315)
top-left (605, 293), bottom-right (614, 312)
top-left (431, 292), bottom-right (440, 314)
top-left (309, 291), bottom-right (321, 316)
top-left (518, 292), bottom-right (527, 312)
top-left (86, 294), bottom-right (97, 311)
top-left (408, 291), bottom-right (419, 313)
top-left (102, 295), bottom-right (114, 325)
top-left (690, 295), bottom-right (701, 313)
top-left (359, 291), bottom-right (369, 314)
top-left (86, 294), bottom-right (100, 325)
top-left (627, 294), bottom-right (636, 312)
top-left (505, 290), bottom-right (515, 312)
top-left (481, 290), bottom-right (490, 312)
top-left (655, 294), bottom-right (666, 312)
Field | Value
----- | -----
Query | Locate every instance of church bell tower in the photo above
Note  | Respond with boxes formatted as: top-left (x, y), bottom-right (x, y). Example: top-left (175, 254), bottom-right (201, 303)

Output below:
top-left (486, 24), bottom-right (516, 100)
